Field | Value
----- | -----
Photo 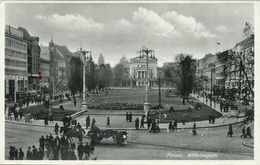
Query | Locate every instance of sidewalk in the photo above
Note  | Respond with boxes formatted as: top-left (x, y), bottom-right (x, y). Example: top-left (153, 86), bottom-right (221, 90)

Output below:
top-left (5, 94), bottom-right (248, 130)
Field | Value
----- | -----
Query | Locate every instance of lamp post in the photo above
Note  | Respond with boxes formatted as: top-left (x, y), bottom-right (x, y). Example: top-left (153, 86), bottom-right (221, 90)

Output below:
top-left (139, 47), bottom-right (155, 117)
top-left (79, 49), bottom-right (92, 112)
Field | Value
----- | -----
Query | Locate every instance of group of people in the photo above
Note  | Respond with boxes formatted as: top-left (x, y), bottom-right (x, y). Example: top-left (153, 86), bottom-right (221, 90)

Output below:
top-left (168, 120), bottom-right (178, 131)
top-left (126, 112), bottom-right (133, 122)
top-left (9, 132), bottom-right (96, 160)
top-left (134, 115), bottom-right (145, 130)
top-left (85, 115), bottom-right (97, 129)
top-left (227, 124), bottom-right (253, 138)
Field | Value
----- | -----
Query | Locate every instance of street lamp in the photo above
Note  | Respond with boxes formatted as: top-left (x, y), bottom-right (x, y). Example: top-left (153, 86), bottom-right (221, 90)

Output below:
top-left (139, 47), bottom-right (155, 117)
top-left (79, 49), bottom-right (92, 112)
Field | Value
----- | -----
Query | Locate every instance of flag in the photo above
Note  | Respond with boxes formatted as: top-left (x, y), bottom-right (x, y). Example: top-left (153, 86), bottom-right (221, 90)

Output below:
top-left (217, 42), bottom-right (221, 45)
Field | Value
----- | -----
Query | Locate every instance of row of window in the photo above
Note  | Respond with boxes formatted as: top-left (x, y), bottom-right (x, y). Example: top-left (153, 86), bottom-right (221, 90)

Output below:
top-left (5, 69), bottom-right (27, 76)
top-left (5, 48), bottom-right (27, 59)
top-left (5, 58), bottom-right (27, 68)
top-left (5, 38), bottom-right (27, 50)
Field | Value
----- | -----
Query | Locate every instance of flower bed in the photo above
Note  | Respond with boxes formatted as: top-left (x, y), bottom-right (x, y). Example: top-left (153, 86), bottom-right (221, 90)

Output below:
top-left (88, 102), bottom-right (163, 110)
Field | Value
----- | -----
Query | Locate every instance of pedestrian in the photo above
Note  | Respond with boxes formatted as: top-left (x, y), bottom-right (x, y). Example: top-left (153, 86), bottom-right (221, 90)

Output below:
top-left (19, 110), bottom-right (23, 120)
top-left (91, 117), bottom-right (96, 126)
top-left (212, 117), bottom-right (215, 124)
top-left (39, 136), bottom-right (45, 151)
top-left (126, 112), bottom-right (129, 122)
top-left (246, 126), bottom-right (253, 138)
top-left (135, 117), bottom-right (139, 130)
top-left (169, 106), bottom-right (174, 112)
top-left (150, 119), bottom-right (156, 133)
top-left (44, 116), bottom-right (48, 126)
top-left (147, 117), bottom-right (151, 130)
top-left (37, 148), bottom-right (44, 160)
top-left (209, 115), bottom-right (212, 124)
top-left (31, 145), bottom-right (37, 160)
top-left (9, 146), bottom-right (15, 160)
top-left (168, 121), bottom-right (173, 131)
top-left (227, 124), bottom-right (233, 137)
top-left (84, 142), bottom-right (91, 159)
top-left (140, 115), bottom-right (145, 128)
top-left (129, 112), bottom-right (132, 122)
top-left (18, 148), bottom-right (24, 160)
top-left (49, 115), bottom-right (53, 123)
top-left (86, 115), bottom-right (90, 128)
top-left (74, 98), bottom-right (77, 107)
top-left (240, 126), bottom-right (246, 138)
top-left (106, 116), bottom-right (110, 127)
top-left (54, 122), bottom-right (59, 135)
top-left (173, 121), bottom-right (177, 131)
top-left (77, 142), bottom-right (84, 160)
top-left (192, 122), bottom-right (197, 135)
top-left (26, 146), bottom-right (32, 160)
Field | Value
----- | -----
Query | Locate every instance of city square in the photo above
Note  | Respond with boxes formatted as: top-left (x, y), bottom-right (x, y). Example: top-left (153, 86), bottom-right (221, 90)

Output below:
top-left (3, 2), bottom-right (255, 163)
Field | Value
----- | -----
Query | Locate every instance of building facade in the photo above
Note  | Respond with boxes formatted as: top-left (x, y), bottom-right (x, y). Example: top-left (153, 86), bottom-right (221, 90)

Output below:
top-left (18, 27), bottom-right (41, 91)
top-left (196, 54), bottom-right (216, 94)
top-left (49, 39), bottom-right (74, 95)
top-left (129, 55), bottom-right (157, 88)
top-left (226, 34), bottom-right (254, 102)
top-left (39, 46), bottom-right (50, 91)
top-left (5, 25), bottom-right (28, 101)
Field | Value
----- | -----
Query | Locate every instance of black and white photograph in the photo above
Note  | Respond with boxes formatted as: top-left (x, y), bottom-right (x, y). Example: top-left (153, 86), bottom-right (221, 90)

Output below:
top-left (1, 1), bottom-right (259, 163)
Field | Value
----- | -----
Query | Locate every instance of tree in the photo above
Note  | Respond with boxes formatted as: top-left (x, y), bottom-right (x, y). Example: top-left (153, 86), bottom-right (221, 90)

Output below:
top-left (97, 64), bottom-right (112, 89)
top-left (68, 57), bottom-right (83, 95)
top-left (112, 63), bottom-right (129, 86)
top-left (164, 54), bottom-right (196, 104)
top-left (86, 60), bottom-right (98, 91)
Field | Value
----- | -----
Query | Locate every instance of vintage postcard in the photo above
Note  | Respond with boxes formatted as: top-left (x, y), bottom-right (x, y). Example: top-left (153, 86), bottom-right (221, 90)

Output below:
top-left (1, 1), bottom-right (259, 164)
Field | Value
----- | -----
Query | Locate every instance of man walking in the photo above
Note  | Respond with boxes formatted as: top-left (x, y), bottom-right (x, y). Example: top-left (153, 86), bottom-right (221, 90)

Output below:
top-left (240, 126), bottom-right (246, 138)
top-left (86, 115), bottom-right (90, 129)
top-left (54, 122), bottom-right (59, 135)
top-left (246, 126), bottom-right (253, 138)
top-left (227, 124), bottom-right (233, 137)
top-left (77, 142), bottom-right (84, 160)
top-left (74, 97), bottom-right (77, 107)
top-left (126, 112), bottom-right (129, 122)
top-left (129, 112), bottom-right (132, 122)
top-left (140, 115), bottom-right (145, 128)
top-left (106, 116), bottom-right (110, 127)
top-left (135, 117), bottom-right (139, 130)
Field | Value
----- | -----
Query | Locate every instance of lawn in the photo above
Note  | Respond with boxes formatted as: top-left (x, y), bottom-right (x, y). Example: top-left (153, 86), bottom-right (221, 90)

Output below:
top-left (88, 89), bottom-right (184, 108)
top-left (20, 100), bottom-right (75, 121)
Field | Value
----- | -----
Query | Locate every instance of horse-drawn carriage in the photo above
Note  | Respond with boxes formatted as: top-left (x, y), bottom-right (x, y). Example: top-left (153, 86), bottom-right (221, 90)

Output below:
top-left (60, 125), bottom-right (128, 146)
top-left (87, 126), bottom-right (128, 146)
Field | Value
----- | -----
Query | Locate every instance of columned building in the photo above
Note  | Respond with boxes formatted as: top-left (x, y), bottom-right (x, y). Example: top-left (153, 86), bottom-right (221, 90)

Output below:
top-left (5, 25), bottom-right (28, 101)
top-left (129, 55), bottom-right (157, 88)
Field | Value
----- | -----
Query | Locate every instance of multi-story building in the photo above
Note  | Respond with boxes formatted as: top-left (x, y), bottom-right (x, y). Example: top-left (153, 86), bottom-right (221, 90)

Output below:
top-left (215, 50), bottom-right (231, 86)
top-left (49, 39), bottom-right (74, 94)
top-left (18, 27), bottom-right (41, 91)
top-left (129, 55), bottom-right (157, 88)
top-left (226, 34), bottom-right (254, 102)
top-left (39, 46), bottom-right (50, 92)
top-left (196, 54), bottom-right (216, 94)
top-left (5, 25), bottom-right (28, 101)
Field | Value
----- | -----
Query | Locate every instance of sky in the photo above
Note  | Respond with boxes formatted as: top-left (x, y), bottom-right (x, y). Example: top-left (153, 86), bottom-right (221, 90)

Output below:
top-left (5, 3), bottom-right (254, 67)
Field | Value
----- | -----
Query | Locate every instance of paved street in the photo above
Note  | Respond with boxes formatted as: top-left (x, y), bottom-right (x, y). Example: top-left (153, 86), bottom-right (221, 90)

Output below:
top-left (5, 121), bottom-right (253, 160)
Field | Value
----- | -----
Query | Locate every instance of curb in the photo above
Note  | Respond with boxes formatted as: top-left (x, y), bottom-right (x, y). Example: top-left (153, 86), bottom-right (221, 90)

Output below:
top-left (242, 141), bottom-right (254, 148)
top-left (5, 118), bottom-right (246, 130)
